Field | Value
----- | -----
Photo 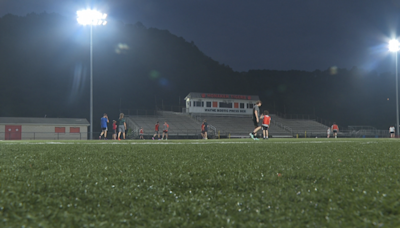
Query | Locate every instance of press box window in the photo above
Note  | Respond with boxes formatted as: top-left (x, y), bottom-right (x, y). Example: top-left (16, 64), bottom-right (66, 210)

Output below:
top-left (240, 103), bottom-right (245, 109)
top-left (247, 103), bottom-right (254, 109)
top-left (206, 102), bottom-right (211, 107)
top-left (193, 101), bottom-right (204, 107)
top-left (219, 102), bottom-right (232, 108)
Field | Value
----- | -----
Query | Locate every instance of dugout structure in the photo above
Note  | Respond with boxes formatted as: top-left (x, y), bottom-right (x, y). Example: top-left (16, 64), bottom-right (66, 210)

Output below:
top-left (0, 117), bottom-right (90, 140)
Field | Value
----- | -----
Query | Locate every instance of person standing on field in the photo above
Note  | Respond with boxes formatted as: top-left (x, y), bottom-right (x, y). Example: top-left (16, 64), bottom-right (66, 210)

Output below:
top-left (117, 113), bottom-right (126, 140)
top-left (389, 126), bottom-right (395, 138)
top-left (139, 127), bottom-right (144, 140)
top-left (331, 123), bottom-right (339, 138)
top-left (152, 121), bottom-right (160, 140)
top-left (161, 121), bottom-right (169, 140)
top-left (201, 121), bottom-right (205, 139)
top-left (112, 120), bottom-right (117, 140)
top-left (261, 110), bottom-right (271, 139)
top-left (99, 113), bottom-right (109, 139)
top-left (327, 128), bottom-right (331, 138)
top-left (203, 119), bottom-right (208, 140)
top-left (250, 100), bottom-right (262, 140)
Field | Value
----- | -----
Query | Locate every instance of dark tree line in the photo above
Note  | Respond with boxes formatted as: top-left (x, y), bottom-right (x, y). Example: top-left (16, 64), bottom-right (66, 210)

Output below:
top-left (0, 13), bottom-right (396, 130)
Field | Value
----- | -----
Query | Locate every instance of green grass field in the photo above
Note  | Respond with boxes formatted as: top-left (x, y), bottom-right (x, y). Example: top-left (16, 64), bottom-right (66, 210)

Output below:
top-left (0, 138), bottom-right (399, 227)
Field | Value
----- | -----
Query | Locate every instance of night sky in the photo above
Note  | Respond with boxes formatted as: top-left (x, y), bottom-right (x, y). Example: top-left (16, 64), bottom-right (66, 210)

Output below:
top-left (1, 0), bottom-right (400, 72)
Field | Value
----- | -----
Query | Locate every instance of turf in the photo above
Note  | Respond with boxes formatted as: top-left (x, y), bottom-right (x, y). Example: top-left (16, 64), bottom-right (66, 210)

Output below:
top-left (0, 139), bottom-right (399, 227)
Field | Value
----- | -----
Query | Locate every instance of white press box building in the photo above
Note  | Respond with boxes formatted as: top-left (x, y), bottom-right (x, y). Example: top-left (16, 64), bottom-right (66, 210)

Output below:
top-left (0, 117), bottom-right (90, 140)
top-left (184, 92), bottom-right (260, 115)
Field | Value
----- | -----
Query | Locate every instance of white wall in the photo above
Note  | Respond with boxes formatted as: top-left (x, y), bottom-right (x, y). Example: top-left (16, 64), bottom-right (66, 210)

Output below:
top-left (0, 125), bottom-right (88, 140)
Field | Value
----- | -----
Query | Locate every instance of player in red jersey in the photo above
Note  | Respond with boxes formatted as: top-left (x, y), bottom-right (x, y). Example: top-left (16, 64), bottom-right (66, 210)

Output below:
top-left (139, 127), bottom-right (144, 140)
top-left (331, 123), bottom-right (339, 138)
top-left (261, 110), bottom-right (271, 139)
top-left (201, 121), bottom-right (205, 139)
top-left (152, 121), bottom-right (160, 140)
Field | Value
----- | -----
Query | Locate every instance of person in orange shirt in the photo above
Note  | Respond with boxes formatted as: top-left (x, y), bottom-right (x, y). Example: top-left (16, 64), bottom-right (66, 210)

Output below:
top-left (162, 121), bottom-right (169, 140)
top-left (331, 123), bottom-right (339, 138)
top-left (139, 127), bottom-right (144, 140)
top-left (261, 110), bottom-right (271, 139)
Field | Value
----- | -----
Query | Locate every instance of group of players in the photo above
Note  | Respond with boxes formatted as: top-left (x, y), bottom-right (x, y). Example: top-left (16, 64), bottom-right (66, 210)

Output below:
top-left (249, 100), bottom-right (342, 139)
top-left (98, 102), bottom-right (347, 141)
top-left (99, 113), bottom-right (127, 140)
top-left (249, 100), bottom-right (271, 140)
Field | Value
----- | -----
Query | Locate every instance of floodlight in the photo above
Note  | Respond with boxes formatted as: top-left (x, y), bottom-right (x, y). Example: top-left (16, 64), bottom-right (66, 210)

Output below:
top-left (77, 9), bottom-right (108, 139)
top-left (389, 39), bottom-right (400, 52)
top-left (77, 10), bottom-right (107, 26)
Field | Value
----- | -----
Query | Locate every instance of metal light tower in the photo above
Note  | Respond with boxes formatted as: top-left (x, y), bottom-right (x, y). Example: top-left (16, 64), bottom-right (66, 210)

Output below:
top-left (77, 10), bottom-right (107, 139)
top-left (389, 39), bottom-right (400, 137)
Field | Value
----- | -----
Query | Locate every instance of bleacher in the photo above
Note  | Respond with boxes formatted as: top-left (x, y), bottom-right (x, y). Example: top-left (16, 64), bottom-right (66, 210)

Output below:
top-left (126, 111), bottom-right (203, 139)
top-left (125, 111), bottom-right (330, 139)
top-left (270, 114), bottom-right (329, 136)
top-left (192, 114), bottom-right (291, 137)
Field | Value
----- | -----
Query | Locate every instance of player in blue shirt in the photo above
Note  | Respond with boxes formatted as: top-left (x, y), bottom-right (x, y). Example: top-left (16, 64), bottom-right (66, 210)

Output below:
top-left (99, 113), bottom-right (109, 139)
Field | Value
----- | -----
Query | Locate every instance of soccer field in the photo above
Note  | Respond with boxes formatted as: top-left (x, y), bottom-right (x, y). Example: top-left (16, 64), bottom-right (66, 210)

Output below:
top-left (0, 138), bottom-right (399, 227)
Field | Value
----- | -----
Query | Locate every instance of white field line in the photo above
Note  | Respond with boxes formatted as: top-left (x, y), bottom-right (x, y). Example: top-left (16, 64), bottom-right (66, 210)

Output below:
top-left (0, 140), bottom-right (395, 145)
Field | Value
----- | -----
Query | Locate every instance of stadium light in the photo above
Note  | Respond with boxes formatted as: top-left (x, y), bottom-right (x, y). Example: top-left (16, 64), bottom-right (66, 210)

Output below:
top-left (77, 10), bottom-right (107, 140)
top-left (389, 39), bottom-right (400, 137)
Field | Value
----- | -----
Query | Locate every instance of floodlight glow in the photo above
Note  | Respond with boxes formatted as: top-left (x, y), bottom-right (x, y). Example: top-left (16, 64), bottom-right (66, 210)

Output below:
top-left (389, 39), bottom-right (400, 52)
top-left (77, 10), bottom-right (107, 26)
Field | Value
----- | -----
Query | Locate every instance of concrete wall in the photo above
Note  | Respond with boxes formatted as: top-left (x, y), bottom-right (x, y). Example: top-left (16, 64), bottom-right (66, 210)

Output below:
top-left (0, 125), bottom-right (88, 140)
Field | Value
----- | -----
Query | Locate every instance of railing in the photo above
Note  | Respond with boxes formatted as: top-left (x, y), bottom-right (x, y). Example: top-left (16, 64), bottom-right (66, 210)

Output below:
top-left (120, 106), bottom-right (186, 116)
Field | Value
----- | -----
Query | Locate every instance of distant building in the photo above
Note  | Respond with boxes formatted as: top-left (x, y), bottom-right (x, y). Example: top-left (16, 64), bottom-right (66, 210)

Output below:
top-left (0, 117), bottom-right (90, 140)
top-left (184, 92), bottom-right (260, 115)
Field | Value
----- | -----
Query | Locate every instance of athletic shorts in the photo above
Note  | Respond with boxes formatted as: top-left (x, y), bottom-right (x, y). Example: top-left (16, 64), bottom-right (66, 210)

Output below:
top-left (113, 129), bottom-right (117, 134)
top-left (253, 119), bottom-right (260, 127)
top-left (163, 130), bottom-right (168, 133)
top-left (139, 133), bottom-right (143, 136)
top-left (333, 130), bottom-right (338, 133)
top-left (102, 127), bottom-right (107, 131)
top-left (262, 124), bottom-right (269, 130)
top-left (155, 131), bottom-right (159, 134)
top-left (118, 125), bottom-right (125, 133)
top-left (201, 130), bottom-right (205, 134)
top-left (390, 131), bottom-right (395, 134)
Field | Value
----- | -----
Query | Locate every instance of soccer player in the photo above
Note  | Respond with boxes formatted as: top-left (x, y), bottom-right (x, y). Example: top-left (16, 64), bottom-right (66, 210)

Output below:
top-left (161, 121), bottom-right (169, 140)
top-left (203, 119), bottom-right (208, 140)
top-left (389, 126), bottom-right (395, 138)
top-left (249, 100), bottom-right (262, 140)
top-left (152, 121), bottom-right (160, 140)
top-left (327, 128), bottom-right (331, 138)
top-left (201, 121), bottom-right (205, 139)
top-left (99, 113), bottom-right (109, 139)
top-left (112, 120), bottom-right (117, 140)
top-left (261, 110), bottom-right (271, 139)
top-left (139, 127), bottom-right (144, 140)
top-left (331, 123), bottom-right (339, 138)
top-left (117, 113), bottom-right (126, 140)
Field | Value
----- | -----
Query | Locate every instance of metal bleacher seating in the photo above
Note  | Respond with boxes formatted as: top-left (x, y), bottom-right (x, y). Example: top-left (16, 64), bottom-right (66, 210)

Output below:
top-left (269, 114), bottom-right (329, 136)
top-left (125, 111), bottom-right (330, 139)
top-left (192, 114), bottom-right (291, 137)
top-left (126, 111), bottom-right (203, 139)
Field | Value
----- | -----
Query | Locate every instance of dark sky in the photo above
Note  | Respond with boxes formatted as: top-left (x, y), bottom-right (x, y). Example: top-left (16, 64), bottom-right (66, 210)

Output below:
top-left (1, 0), bottom-right (400, 72)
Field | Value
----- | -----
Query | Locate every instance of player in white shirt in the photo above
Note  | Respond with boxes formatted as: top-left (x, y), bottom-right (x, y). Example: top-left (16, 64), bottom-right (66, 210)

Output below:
top-left (327, 128), bottom-right (331, 138)
top-left (389, 126), bottom-right (395, 138)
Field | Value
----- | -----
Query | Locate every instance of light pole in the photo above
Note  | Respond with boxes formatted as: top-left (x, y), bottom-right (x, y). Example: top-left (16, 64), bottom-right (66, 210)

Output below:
top-left (77, 10), bottom-right (107, 139)
top-left (389, 39), bottom-right (400, 137)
